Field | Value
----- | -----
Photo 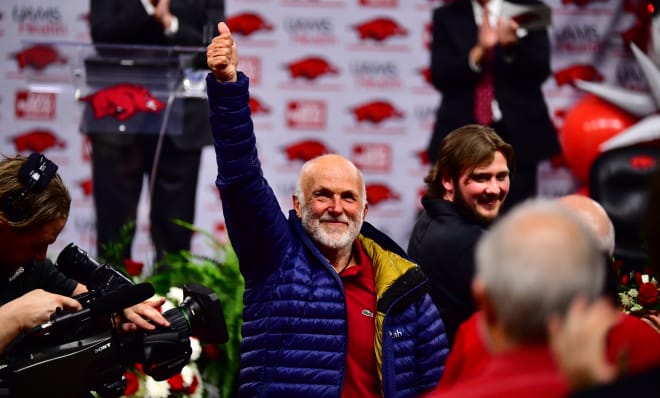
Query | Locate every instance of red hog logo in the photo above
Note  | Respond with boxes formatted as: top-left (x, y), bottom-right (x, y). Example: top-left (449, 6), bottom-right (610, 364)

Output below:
top-left (366, 183), bottom-right (400, 206)
top-left (283, 140), bottom-right (330, 162)
top-left (419, 67), bottom-right (432, 84)
top-left (79, 83), bottom-right (165, 121)
top-left (415, 149), bottom-right (430, 166)
top-left (350, 100), bottom-right (404, 123)
top-left (13, 44), bottom-right (67, 71)
top-left (630, 155), bottom-right (657, 170)
top-left (553, 64), bottom-right (604, 86)
top-left (353, 17), bottom-right (408, 42)
top-left (249, 96), bottom-right (271, 115)
top-left (79, 178), bottom-right (93, 196)
top-left (10, 129), bottom-right (66, 152)
top-left (286, 57), bottom-right (339, 80)
top-left (227, 12), bottom-right (274, 36)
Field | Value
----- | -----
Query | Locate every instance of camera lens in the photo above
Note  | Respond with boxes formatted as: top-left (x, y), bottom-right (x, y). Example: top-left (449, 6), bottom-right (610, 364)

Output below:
top-left (56, 243), bottom-right (134, 291)
top-left (56, 243), bottom-right (103, 285)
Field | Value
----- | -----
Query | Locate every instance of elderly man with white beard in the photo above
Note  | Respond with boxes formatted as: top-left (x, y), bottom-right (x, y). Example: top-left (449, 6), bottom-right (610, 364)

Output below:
top-left (205, 22), bottom-right (448, 398)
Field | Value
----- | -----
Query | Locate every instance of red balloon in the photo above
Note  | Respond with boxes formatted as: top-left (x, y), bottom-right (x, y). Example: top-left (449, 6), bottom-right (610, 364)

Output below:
top-left (559, 94), bottom-right (639, 183)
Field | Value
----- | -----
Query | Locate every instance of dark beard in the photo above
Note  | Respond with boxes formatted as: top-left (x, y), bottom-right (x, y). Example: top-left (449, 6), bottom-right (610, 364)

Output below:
top-left (452, 186), bottom-right (495, 228)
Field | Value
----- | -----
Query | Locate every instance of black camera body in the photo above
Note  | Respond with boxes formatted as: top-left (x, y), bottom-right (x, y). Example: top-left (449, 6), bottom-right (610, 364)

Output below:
top-left (0, 243), bottom-right (228, 398)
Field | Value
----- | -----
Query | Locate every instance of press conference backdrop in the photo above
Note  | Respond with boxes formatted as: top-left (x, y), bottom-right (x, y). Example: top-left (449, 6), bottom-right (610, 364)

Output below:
top-left (0, 0), bottom-right (646, 265)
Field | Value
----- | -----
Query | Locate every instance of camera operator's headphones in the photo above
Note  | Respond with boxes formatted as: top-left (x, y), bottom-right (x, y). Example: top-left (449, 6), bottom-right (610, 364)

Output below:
top-left (0, 153), bottom-right (58, 223)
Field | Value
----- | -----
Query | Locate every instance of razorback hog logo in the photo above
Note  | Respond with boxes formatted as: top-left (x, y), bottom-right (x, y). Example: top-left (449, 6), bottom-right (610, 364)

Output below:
top-left (415, 149), bottom-right (430, 166)
top-left (419, 67), bottom-right (432, 84)
top-left (353, 17), bottom-right (408, 42)
top-left (249, 97), bottom-right (270, 115)
top-left (10, 129), bottom-right (66, 152)
top-left (366, 183), bottom-right (400, 206)
top-left (283, 140), bottom-right (330, 162)
top-left (80, 84), bottom-right (165, 121)
top-left (286, 57), bottom-right (339, 80)
top-left (228, 12), bottom-right (273, 36)
top-left (351, 100), bottom-right (404, 123)
top-left (79, 178), bottom-right (93, 196)
top-left (553, 64), bottom-right (604, 86)
top-left (629, 155), bottom-right (657, 170)
top-left (13, 44), bottom-right (67, 70)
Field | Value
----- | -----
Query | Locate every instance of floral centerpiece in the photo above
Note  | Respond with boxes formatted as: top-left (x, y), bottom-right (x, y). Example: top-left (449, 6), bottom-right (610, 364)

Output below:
top-left (618, 265), bottom-right (660, 316)
top-left (100, 221), bottom-right (244, 398)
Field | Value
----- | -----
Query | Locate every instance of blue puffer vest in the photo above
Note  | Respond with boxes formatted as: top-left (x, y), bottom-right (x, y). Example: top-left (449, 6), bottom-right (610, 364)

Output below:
top-left (207, 72), bottom-right (449, 398)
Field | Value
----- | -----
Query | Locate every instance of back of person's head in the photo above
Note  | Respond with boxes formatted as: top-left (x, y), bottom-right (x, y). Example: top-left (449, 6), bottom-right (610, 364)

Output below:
top-left (0, 153), bottom-right (70, 229)
top-left (424, 124), bottom-right (514, 199)
top-left (475, 199), bottom-right (605, 344)
top-left (556, 194), bottom-right (619, 302)
top-left (557, 194), bottom-right (615, 257)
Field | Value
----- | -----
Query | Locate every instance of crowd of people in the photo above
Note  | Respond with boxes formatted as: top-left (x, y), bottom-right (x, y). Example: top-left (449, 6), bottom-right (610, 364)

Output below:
top-left (1, 0), bottom-right (660, 397)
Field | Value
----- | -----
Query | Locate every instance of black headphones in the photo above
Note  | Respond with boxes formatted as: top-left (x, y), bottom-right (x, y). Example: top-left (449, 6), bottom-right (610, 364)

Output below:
top-left (0, 153), bottom-right (58, 223)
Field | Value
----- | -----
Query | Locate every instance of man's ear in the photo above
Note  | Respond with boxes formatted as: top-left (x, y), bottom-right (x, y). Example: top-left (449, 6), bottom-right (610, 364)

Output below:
top-left (441, 174), bottom-right (455, 199)
top-left (292, 195), bottom-right (302, 218)
top-left (472, 277), bottom-right (495, 324)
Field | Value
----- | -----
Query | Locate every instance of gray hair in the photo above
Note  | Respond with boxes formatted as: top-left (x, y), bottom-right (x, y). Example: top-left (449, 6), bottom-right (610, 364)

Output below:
top-left (475, 199), bottom-right (605, 344)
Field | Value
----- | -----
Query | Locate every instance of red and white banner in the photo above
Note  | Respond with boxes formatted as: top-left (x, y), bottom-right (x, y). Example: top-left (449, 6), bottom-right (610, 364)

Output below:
top-left (0, 0), bottom-right (648, 264)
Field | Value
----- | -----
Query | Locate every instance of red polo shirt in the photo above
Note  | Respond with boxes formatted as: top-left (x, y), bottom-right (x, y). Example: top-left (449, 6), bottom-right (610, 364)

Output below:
top-left (339, 240), bottom-right (380, 398)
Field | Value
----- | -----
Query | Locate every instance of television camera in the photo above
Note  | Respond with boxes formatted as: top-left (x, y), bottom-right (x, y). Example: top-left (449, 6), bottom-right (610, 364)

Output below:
top-left (0, 243), bottom-right (228, 398)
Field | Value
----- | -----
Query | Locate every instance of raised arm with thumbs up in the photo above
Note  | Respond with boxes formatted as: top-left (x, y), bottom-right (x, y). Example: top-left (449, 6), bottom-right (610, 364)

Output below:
top-left (207, 22), bottom-right (238, 83)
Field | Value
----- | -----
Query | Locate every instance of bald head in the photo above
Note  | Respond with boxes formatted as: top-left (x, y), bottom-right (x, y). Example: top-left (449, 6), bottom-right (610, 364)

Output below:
top-left (295, 154), bottom-right (366, 207)
top-left (557, 194), bottom-right (615, 256)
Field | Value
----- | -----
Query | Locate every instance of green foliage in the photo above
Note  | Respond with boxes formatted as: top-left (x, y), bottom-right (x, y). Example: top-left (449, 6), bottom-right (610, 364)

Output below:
top-left (98, 219), bottom-right (136, 276)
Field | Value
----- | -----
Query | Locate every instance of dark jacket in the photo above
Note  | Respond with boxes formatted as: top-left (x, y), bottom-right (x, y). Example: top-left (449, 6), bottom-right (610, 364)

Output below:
top-left (427, 0), bottom-right (559, 166)
top-left (407, 198), bottom-right (485, 347)
top-left (207, 71), bottom-right (449, 398)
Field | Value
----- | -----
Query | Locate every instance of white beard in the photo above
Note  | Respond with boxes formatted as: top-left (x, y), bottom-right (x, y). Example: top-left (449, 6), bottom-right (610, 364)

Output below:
top-left (301, 205), bottom-right (363, 250)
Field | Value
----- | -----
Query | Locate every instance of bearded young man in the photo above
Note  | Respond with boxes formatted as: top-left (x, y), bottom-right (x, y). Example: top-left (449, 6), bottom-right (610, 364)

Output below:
top-left (205, 22), bottom-right (449, 398)
top-left (407, 124), bottom-right (513, 347)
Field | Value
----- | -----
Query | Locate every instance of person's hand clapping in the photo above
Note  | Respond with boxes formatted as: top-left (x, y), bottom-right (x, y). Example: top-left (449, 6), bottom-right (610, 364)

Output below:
top-left (497, 17), bottom-right (519, 47)
top-left (207, 22), bottom-right (238, 83)
top-left (153, 0), bottom-right (174, 29)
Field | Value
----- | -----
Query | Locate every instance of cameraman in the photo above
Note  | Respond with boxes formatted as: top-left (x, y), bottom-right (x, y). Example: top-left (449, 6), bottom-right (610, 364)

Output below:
top-left (0, 153), bottom-right (169, 355)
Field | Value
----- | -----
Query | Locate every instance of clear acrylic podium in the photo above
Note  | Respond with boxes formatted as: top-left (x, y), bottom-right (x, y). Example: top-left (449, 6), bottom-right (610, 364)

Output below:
top-left (21, 40), bottom-right (209, 137)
